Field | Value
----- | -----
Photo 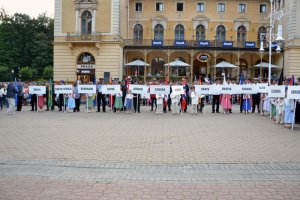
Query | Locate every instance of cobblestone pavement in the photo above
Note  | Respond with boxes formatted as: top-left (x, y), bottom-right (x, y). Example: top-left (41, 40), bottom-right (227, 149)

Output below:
top-left (0, 105), bottom-right (300, 199)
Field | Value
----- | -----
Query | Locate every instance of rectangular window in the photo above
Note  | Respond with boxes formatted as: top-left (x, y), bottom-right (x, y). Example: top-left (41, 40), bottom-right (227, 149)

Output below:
top-left (135, 3), bottom-right (142, 12)
top-left (177, 2), bottom-right (184, 11)
top-left (197, 3), bottom-right (205, 12)
top-left (156, 3), bottom-right (164, 11)
top-left (239, 4), bottom-right (246, 13)
top-left (260, 4), bottom-right (266, 13)
top-left (218, 3), bottom-right (226, 12)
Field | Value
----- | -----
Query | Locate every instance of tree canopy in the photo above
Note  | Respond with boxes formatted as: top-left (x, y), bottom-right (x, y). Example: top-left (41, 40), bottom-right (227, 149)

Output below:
top-left (0, 9), bottom-right (53, 81)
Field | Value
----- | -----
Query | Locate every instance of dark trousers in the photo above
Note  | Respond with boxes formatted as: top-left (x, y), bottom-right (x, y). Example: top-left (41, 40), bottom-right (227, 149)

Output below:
top-left (74, 98), bottom-right (81, 112)
top-left (0, 97), bottom-right (3, 110)
top-left (151, 97), bottom-right (157, 111)
top-left (51, 95), bottom-right (59, 111)
top-left (17, 96), bottom-right (23, 111)
top-left (240, 95), bottom-right (244, 112)
top-left (198, 98), bottom-right (204, 112)
top-left (31, 94), bottom-right (37, 111)
top-left (212, 95), bottom-right (220, 112)
top-left (45, 96), bottom-right (49, 110)
top-left (133, 97), bottom-right (140, 113)
top-left (163, 98), bottom-right (171, 112)
top-left (97, 93), bottom-right (106, 112)
top-left (58, 94), bottom-right (64, 111)
top-left (295, 102), bottom-right (300, 125)
top-left (252, 99), bottom-right (260, 113)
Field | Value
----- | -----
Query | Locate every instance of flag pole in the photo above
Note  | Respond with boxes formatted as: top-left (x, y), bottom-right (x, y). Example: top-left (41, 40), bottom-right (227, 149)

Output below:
top-left (87, 95), bottom-right (88, 113)
top-left (292, 100), bottom-right (297, 131)
top-left (36, 95), bottom-right (38, 113)
top-left (64, 94), bottom-right (66, 113)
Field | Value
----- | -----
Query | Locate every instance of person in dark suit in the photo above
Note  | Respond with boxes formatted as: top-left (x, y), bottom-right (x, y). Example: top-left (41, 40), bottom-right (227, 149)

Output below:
top-left (96, 78), bottom-right (106, 112)
top-left (30, 82), bottom-right (37, 111)
top-left (16, 79), bottom-right (23, 111)
top-left (212, 79), bottom-right (220, 113)
top-left (58, 80), bottom-right (64, 111)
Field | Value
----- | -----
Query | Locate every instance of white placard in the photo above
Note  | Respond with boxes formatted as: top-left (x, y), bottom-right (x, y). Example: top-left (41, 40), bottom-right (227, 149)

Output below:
top-left (29, 86), bottom-right (46, 95)
top-left (78, 85), bottom-right (96, 94)
top-left (268, 85), bottom-right (286, 98)
top-left (257, 84), bottom-right (269, 93)
top-left (217, 85), bottom-right (238, 94)
top-left (238, 85), bottom-right (258, 94)
top-left (149, 85), bottom-right (170, 95)
top-left (101, 85), bottom-right (121, 94)
top-left (54, 85), bottom-right (73, 94)
top-left (287, 86), bottom-right (300, 99)
top-left (129, 84), bottom-right (149, 94)
top-left (171, 86), bottom-right (184, 95)
top-left (195, 85), bottom-right (215, 95)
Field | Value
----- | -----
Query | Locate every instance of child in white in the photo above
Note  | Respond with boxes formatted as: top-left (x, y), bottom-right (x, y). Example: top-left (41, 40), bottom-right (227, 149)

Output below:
top-left (190, 86), bottom-right (198, 114)
top-left (170, 92), bottom-right (181, 115)
top-left (275, 97), bottom-right (284, 124)
top-left (125, 89), bottom-right (133, 114)
top-left (156, 94), bottom-right (164, 115)
top-left (262, 93), bottom-right (270, 116)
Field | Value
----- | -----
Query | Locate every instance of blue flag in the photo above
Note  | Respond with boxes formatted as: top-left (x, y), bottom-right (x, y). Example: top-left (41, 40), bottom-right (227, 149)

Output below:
top-left (14, 77), bottom-right (18, 105)
top-left (239, 73), bottom-right (244, 85)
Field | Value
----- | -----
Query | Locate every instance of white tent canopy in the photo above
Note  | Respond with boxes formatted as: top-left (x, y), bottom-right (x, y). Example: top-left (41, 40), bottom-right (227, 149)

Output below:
top-left (125, 59), bottom-right (150, 66)
top-left (253, 62), bottom-right (281, 69)
top-left (164, 60), bottom-right (191, 67)
top-left (214, 61), bottom-right (238, 68)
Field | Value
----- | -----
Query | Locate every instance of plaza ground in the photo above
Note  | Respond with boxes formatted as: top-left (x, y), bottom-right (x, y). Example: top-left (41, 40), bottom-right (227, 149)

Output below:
top-left (0, 105), bottom-right (300, 199)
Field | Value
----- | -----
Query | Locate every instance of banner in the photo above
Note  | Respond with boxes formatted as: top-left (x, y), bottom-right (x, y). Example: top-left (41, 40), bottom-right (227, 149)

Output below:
top-left (78, 85), bottom-right (96, 94)
top-left (195, 85), bottom-right (215, 95)
top-left (257, 84), bottom-right (268, 93)
top-left (217, 85), bottom-right (238, 94)
top-left (287, 86), bottom-right (300, 99)
top-left (268, 85), bottom-right (286, 97)
top-left (149, 85), bottom-right (170, 95)
top-left (129, 84), bottom-right (149, 94)
top-left (238, 85), bottom-right (258, 94)
top-left (29, 86), bottom-right (46, 95)
top-left (102, 85), bottom-right (121, 94)
top-left (171, 85), bottom-right (184, 95)
top-left (54, 85), bottom-right (73, 94)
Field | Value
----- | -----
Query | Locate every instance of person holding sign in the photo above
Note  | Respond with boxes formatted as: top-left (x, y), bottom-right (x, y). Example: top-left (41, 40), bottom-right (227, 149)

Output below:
top-left (170, 88), bottom-right (181, 115)
top-left (114, 86), bottom-right (123, 113)
top-left (221, 94), bottom-right (232, 115)
top-left (190, 86), bottom-right (198, 115)
top-left (124, 89), bottom-right (133, 114)
top-left (212, 79), bottom-right (221, 113)
top-left (30, 82), bottom-right (37, 112)
top-left (284, 96), bottom-right (295, 128)
top-left (274, 97), bottom-right (284, 124)
top-left (73, 82), bottom-right (81, 112)
top-left (156, 93), bottom-right (164, 115)
top-left (262, 93), bottom-right (270, 116)
top-left (96, 78), bottom-right (106, 113)
top-left (242, 94), bottom-right (251, 113)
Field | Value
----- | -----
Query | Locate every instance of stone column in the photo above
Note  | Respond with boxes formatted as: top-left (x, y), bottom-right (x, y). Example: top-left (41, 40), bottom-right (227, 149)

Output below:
top-left (92, 9), bottom-right (96, 33)
top-left (75, 9), bottom-right (79, 33)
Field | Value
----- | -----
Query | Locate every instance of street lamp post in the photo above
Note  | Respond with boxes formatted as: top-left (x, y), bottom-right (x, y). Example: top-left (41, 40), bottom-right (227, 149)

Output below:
top-left (259, 39), bottom-right (265, 82)
top-left (11, 69), bottom-right (14, 81)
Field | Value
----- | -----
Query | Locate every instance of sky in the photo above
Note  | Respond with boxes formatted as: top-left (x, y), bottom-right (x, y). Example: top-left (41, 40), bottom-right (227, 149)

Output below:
top-left (0, 0), bottom-right (54, 18)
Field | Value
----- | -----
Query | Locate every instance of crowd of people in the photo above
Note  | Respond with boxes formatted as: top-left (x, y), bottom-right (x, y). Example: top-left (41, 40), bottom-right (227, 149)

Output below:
top-left (1, 76), bottom-right (300, 128)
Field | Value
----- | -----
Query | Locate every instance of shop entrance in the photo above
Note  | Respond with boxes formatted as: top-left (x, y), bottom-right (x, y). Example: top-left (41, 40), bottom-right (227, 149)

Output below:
top-left (77, 52), bottom-right (96, 83)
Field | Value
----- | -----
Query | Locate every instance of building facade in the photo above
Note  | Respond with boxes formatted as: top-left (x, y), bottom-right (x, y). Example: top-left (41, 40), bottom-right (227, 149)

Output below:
top-left (54, 0), bottom-right (298, 83)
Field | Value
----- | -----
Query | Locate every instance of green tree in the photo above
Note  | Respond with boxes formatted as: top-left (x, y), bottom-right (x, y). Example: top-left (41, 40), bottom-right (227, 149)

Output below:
top-left (42, 66), bottom-right (53, 80)
top-left (0, 65), bottom-right (10, 81)
top-left (19, 66), bottom-right (33, 81)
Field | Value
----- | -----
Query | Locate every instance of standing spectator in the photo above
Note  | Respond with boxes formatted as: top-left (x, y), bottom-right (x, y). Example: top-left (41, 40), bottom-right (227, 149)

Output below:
top-left (73, 82), bottom-right (81, 112)
top-left (6, 80), bottom-right (18, 115)
top-left (30, 82), bottom-right (37, 112)
top-left (0, 84), bottom-right (4, 111)
top-left (96, 78), bottom-right (106, 112)
top-left (212, 79), bottom-right (220, 113)
top-left (16, 79), bottom-right (23, 111)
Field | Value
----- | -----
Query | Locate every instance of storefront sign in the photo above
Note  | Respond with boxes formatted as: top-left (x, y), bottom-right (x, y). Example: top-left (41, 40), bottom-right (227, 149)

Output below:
top-left (29, 86), bottom-right (46, 95)
top-left (129, 85), bottom-right (149, 94)
top-left (152, 40), bottom-right (163, 46)
top-left (287, 86), bottom-right (300, 99)
top-left (78, 85), bottom-right (96, 94)
top-left (171, 86), bottom-right (184, 95)
top-left (270, 42), bottom-right (277, 49)
top-left (222, 41), bottom-right (233, 47)
top-left (174, 40), bottom-right (186, 46)
top-left (196, 53), bottom-right (210, 62)
top-left (268, 85), bottom-right (285, 97)
top-left (244, 42), bottom-right (256, 48)
top-left (195, 85), bottom-right (214, 95)
top-left (238, 85), bottom-right (258, 94)
top-left (77, 64), bottom-right (95, 69)
top-left (77, 69), bottom-right (95, 74)
top-left (198, 40), bottom-right (210, 47)
top-left (149, 85), bottom-right (170, 95)
top-left (257, 84), bottom-right (268, 93)
top-left (54, 85), bottom-right (73, 94)
top-left (101, 85), bottom-right (121, 94)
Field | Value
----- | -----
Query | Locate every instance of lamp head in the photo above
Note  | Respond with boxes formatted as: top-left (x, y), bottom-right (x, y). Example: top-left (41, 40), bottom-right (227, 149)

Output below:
top-left (276, 45), bottom-right (281, 53)
top-left (259, 41), bottom-right (265, 54)
top-left (275, 25), bottom-right (285, 42)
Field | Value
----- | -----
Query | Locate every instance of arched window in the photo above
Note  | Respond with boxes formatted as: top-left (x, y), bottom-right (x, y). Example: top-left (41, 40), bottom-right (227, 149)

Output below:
top-left (257, 26), bottom-right (267, 41)
top-left (77, 52), bottom-right (95, 64)
top-left (237, 26), bottom-right (247, 44)
top-left (196, 25), bottom-right (205, 40)
top-left (175, 24), bottom-right (185, 40)
top-left (151, 57), bottom-right (165, 76)
top-left (81, 11), bottom-right (92, 35)
top-left (216, 25), bottom-right (226, 41)
top-left (133, 24), bottom-right (143, 40)
top-left (154, 24), bottom-right (164, 40)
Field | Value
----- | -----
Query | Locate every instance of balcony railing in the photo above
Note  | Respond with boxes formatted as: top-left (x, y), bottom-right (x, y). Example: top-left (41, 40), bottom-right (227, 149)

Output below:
top-left (124, 39), bottom-right (273, 49)
top-left (66, 32), bottom-right (101, 41)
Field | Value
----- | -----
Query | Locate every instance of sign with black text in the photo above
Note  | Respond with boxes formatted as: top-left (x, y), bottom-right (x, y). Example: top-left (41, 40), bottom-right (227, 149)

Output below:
top-left (256, 84), bottom-right (268, 93)
top-left (54, 85), bottom-right (73, 94)
top-left (218, 85), bottom-right (238, 94)
top-left (287, 86), bottom-right (300, 99)
top-left (195, 85), bottom-right (215, 95)
top-left (171, 86), bottom-right (184, 95)
top-left (29, 86), bottom-right (46, 95)
top-left (149, 85), bottom-right (170, 95)
top-left (238, 85), bottom-right (258, 94)
top-left (102, 85), bottom-right (121, 94)
top-left (78, 85), bottom-right (96, 94)
top-left (129, 85), bottom-right (149, 94)
top-left (268, 85), bottom-right (285, 97)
